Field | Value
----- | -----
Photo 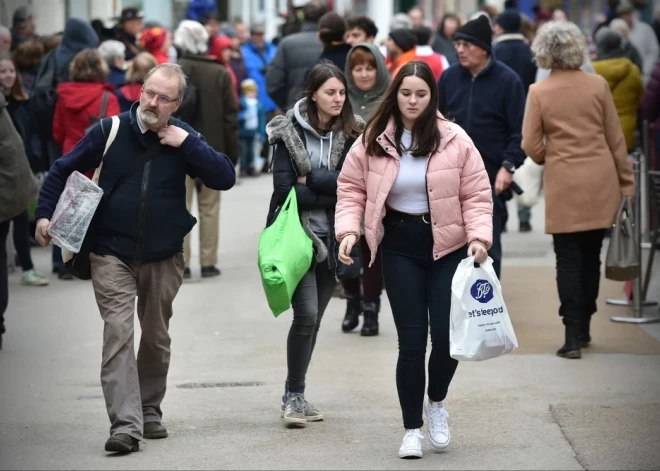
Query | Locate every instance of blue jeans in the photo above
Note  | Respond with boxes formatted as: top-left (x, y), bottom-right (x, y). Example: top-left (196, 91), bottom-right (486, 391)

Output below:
top-left (518, 204), bottom-right (531, 223)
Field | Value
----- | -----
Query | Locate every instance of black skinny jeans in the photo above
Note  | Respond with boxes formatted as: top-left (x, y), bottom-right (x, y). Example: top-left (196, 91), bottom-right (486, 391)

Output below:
top-left (381, 211), bottom-right (466, 430)
top-left (552, 229), bottom-right (606, 326)
top-left (1, 221), bottom-right (9, 334)
top-left (12, 210), bottom-right (34, 271)
top-left (285, 257), bottom-right (337, 395)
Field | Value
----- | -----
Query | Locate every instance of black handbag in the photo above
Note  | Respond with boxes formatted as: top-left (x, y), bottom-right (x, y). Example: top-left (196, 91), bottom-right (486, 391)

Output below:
top-left (65, 141), bottom-right (162, 280)
top-left (333, 238), bottom-right (361, 280)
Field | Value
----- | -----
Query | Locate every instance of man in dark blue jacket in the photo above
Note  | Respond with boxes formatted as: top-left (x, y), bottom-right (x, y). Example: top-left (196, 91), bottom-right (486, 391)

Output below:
top-left (493, 9), bottom-right (537, 233)
top-left (34, 64), bottom-right (235, 454)
top-left (438, 15), bottom-right (526, 278)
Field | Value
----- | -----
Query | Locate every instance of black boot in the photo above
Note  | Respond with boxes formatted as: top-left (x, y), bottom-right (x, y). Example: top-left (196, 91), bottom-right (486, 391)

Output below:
top-left (360, 302), bottom-right (379, 336)
top-left (557, 323), bottom-right (582, 359)
top-left (580, 315), bottom-right (592, 348)
top-left (342, 295), bottom-right (361, 332)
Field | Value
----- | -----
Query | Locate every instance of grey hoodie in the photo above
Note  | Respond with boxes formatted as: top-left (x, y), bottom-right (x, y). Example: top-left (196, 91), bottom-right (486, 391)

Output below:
top-left (293, 99), bottom-right (333, 235)
top-left (345, 43), bottom-right (391, 122)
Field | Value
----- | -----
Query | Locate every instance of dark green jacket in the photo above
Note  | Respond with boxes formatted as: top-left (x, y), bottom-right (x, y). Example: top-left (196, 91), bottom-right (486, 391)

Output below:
top-left (0, 94), bottom-right (38, 223)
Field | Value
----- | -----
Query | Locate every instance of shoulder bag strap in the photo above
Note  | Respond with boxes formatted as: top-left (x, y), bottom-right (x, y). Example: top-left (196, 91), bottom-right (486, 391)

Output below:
top-left (99, 91), bottom-right (110, 120)
top-left (92, 115), bottom-right (120, 184)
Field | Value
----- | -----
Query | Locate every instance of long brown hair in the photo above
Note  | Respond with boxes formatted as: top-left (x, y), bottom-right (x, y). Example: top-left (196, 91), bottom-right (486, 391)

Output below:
top-left (363, 61), bottom-right (441, 158)
top-left (304, 61), bottom-right (361, 139)
top-left (0, 52), bottom-right (28, 101)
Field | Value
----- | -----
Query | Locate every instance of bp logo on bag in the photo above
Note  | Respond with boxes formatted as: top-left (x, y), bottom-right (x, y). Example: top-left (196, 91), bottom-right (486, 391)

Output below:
top-left (470, 279), bottom-right (494, 304)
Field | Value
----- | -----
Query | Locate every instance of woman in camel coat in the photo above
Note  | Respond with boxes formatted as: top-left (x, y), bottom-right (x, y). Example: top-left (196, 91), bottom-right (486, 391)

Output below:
top-left (522, 21), bottom-right (635, 360)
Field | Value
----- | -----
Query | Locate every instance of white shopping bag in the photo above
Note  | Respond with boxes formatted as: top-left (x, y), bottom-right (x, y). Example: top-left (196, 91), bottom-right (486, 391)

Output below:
top-left (450, 256), bottom-right (518, 361)
top-left (513, 156), bottom-right (543, 208)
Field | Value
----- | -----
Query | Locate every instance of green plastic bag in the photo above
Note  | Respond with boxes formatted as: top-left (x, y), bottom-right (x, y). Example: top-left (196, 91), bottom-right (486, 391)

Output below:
top-left (258, 188), bottom-right (314, 317)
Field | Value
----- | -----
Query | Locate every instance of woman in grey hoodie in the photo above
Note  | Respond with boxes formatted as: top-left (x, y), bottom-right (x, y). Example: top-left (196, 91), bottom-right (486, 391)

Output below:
top-left (265, 62), bottom-right (364, 427)
top-left (340, 43), bottom-right (390, 336)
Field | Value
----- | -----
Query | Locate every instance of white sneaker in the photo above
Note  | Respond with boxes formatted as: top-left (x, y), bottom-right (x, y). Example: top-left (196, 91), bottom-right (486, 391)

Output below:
top-left (425, 400), bottom-right (450, 449)
top-left (398, 429), bottom-right (424, 459)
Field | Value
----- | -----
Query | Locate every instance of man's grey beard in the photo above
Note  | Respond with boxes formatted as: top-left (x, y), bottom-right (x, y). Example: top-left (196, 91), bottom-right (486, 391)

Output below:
top-left (140, 108), bottom-right (159, 125)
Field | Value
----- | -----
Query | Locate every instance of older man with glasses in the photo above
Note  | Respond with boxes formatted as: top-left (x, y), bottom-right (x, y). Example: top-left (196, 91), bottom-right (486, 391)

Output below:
top-left (34, 63), bottom-right (236, 454)
top-left (437, 14), bottom-right (526, 278)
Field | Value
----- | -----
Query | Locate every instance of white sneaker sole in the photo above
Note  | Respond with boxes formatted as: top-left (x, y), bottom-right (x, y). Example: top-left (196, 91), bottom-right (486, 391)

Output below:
top-left (280, 407), bottom-right (324, 422)
top-left (398, 449), bottom-right (423, 459)
top-left (283, 416), bottom-right (307, 427)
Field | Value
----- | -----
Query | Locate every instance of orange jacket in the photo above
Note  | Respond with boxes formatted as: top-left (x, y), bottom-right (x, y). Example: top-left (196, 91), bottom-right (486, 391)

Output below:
top-left (387, 49), bottom-right (418, 79)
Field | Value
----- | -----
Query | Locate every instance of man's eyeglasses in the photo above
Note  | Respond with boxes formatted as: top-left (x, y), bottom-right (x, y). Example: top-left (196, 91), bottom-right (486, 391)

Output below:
top-left (142, 88), bottom-right (178, 106)
top-left (453, 40), bottom-right (475, 50)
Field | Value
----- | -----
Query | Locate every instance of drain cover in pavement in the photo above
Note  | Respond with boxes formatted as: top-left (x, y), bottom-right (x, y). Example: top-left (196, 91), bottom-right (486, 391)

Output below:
top-left (176, 381), bottom-right (264, 389)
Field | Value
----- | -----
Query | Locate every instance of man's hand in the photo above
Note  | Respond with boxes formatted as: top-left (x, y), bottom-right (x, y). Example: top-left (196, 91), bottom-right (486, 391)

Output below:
top-left (158, 125), bottom-right (189, 148)
top-left (338, 234), bottom-right (357, 265)
top-left (297, 175), bottom-right (307, 185)
top-left (467, 241), bottom-right (488, 264)
top-left (35, 218), bottom-right (51, 247)
top-left (495, 167), bottom-right (513, 195)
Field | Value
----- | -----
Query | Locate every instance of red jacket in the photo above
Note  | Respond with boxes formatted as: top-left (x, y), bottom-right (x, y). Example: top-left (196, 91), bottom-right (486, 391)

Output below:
top-left (210, 35), bottom-right (239, 101)
top-left (53, 82), bottom-right (120, 155)
top-left (415, 46), bottom-right (450, 81)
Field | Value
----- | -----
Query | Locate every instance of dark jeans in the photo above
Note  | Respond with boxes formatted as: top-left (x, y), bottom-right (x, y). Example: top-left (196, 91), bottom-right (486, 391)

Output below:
top-left (491, 195), bottom-right (506, 278)
top-left (381, 212), bottom-right (466, 430)
top-left (285, 257), bottom-right (337, 395)
top-left (12, 211), bottom-right (34, 272)
top-left (552, 229), bottom-right (606, 326)
top-left (340, 238), bottom-right (383, 304)
top-left (239, 136), bottom-right (255, 171)
top-left (1, 221), bottom-right (9, 334)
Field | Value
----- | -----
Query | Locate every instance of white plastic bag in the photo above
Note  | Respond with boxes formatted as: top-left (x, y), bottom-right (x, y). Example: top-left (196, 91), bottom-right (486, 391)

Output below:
top-left (513, 157), bottom-right (543, 208)
top-left (450, 257), bottom-right (518, 361)
top-left (47, 171), bottom-right (104, 253)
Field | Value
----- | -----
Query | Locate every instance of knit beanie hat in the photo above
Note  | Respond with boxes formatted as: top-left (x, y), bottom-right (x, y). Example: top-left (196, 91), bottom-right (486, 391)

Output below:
top-left (496, 10), bottom-right (522, 33)
top-left (454, 15), bottom-right (493, 54)
top-left (389, 28), bottom-right (417, 52)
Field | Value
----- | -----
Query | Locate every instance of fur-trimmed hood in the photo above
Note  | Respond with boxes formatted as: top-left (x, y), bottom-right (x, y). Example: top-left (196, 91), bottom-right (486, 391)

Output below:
top-left (266, 98), bottom-right (365, 263)
top-left (267, 98), bottom-right (365, 173)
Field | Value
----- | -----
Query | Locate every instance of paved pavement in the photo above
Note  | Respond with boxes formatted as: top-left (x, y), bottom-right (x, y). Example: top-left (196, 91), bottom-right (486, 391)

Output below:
top-left (1, 175), bottom-right (659, 470)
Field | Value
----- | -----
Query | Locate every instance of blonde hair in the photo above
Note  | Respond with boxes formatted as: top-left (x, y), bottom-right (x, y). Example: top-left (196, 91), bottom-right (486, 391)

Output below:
top-left (126, 52), bottom-right (158, 83)
top-left (70, 48), bottom-right (109, 82)
top-left (532, 21), bottom-right (585, 70)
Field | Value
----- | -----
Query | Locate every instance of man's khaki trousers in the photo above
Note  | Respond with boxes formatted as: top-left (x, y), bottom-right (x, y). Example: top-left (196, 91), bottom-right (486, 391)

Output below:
top-left (90, 252), bottom-right (185, 439)
top-left (184, 177), bottom-right (220, 268)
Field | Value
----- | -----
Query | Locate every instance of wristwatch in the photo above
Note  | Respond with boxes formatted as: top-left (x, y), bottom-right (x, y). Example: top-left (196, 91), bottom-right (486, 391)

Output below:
top-left (502, 160), bottom-right (516, 174)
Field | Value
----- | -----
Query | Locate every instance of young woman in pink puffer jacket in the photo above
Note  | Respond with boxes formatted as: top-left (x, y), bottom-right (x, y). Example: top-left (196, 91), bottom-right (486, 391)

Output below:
top-left (335, 61), bottom-right (493, 460)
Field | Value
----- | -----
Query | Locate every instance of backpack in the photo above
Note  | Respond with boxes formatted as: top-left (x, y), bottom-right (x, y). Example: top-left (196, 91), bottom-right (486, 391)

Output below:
top-left (173, 82), bottom-right (198, 124)
top-left (85, 91), bottom-right (111, 134)
top-left (30, 50), bottom-right (61, 142)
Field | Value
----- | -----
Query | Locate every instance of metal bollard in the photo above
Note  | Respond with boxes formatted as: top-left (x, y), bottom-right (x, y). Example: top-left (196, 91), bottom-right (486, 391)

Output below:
top-left (641, 120), bottom-right (651, 245)
top-left (610, 160), bottom-right (660, 324)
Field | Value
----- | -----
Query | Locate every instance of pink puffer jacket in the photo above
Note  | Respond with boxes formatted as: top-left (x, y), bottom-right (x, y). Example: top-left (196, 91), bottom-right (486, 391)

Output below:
top-left (335, 112), bottom-right (493, 267)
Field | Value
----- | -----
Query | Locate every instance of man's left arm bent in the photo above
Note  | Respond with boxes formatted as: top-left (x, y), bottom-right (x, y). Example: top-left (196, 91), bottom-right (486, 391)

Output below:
top-left (158, 125), bottom-right (236, 191)
top-left (495, 76), bottom-right (526, 195)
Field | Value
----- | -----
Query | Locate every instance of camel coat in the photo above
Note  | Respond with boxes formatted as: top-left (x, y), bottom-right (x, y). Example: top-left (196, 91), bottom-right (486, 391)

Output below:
top-left (521, 69), bottom-right (635, 234)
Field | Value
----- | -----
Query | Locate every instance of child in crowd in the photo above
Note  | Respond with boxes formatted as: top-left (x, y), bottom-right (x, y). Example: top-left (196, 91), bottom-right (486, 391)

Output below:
top-left (238, 79), bottom-right (265, 177)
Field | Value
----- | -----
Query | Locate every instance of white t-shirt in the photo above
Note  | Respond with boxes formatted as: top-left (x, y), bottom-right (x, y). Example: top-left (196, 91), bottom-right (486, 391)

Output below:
top-left (385, 129), bottom-right (429, 214)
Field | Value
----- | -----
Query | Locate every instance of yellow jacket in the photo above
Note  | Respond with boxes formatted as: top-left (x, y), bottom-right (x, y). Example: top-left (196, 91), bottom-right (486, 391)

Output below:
top-left (593, 57), bottom-right (643, 150)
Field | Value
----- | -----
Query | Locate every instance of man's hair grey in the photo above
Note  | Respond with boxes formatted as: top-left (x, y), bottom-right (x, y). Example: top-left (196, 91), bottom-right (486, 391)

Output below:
top-left (144, 63), bottom-right (188, 100)
top-left (0, 25), bottom-right (11, 38)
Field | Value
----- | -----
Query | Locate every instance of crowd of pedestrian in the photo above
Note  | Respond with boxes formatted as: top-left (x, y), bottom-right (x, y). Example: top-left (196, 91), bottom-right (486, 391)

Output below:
top-left (1, 0), bottom-right (659, 462)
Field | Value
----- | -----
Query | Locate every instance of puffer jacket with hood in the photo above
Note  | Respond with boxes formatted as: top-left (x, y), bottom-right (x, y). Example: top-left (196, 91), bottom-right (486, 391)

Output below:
top-left (0, 94), bottom-right (38, 223)
top-left (345, 43), bottom-right (391, 122)
top-left (266, 98), bottom-right (365, 265)
top-left (53, 82), bottom-right (121, 155)
top-left (335, 112), bottom-right (493, 267)
top-left (594, 27), bottom-right (644, 149)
